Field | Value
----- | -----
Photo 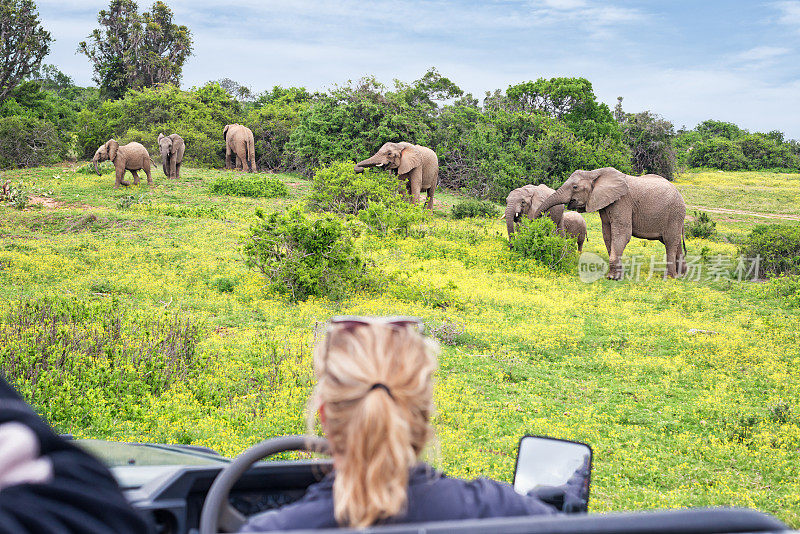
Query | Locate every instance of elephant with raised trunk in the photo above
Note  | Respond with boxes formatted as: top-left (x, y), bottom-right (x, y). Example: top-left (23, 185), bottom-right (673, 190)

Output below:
top-left (92, 139), bottom-right (152, 188)
top-left (158, 133), bottom-right (185, 180)
top-left (504, 184), bottom-right (587, 251)
top-left (354, 142), bottom-right (438, 210)
top-left (223, 123), bottom-right (256, 172)
top-left (533, 167), bottom-right (686, 279)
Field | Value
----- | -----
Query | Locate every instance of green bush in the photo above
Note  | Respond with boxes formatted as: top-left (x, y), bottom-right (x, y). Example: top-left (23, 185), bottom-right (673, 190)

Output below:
top-left (685, 211), bottom-right (717, 239)
top-left (356, 200), bottom-right (426, 237)
top-left (208, 175), bottom-right (288, 198)
top-left (739, 224), bottom-right (800, 278)
top-left (687, 137), bottom-right (748, 170)
top-left (0, 115), bottom-right (62, 169)
top-left (243, 206), bottom-right (372, 302)
top-left (451, 198), bottom-right (500, 219)
top-left (509, 217), bottom-right (577, 271)
top-left (308, 161), bottom-right (400, 214)
top-left (764, 275), bottom-right (800, 308)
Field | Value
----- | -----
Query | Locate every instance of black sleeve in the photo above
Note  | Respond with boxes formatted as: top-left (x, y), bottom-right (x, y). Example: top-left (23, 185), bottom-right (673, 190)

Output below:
top-left (0, 376), bottom-right (152, 534)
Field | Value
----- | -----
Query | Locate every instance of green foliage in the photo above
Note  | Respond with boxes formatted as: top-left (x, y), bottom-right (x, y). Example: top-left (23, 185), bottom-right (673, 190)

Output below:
top-left (0, 297), bottom-right (203, 428)
top-left (287, 73), bottom-right (451, 174)
top-left (0, 180), bottom-right (29, 208)
top-left (764, 275), bottom-right (800, 308)
top-left (740, 224), bottom-right (800, 278)
top-left (210, 276), bottom-right (235, 293)
top-left (509, 217), bottom-right (577, 271)
top-left (619, 109), bottom-right (676, 179)
top-left (78, 0), bottom-right (193, 100)
top-left (356, 200), bottom-right (426, 237)
top-left (451, 198), bottom-right (500, 219)
top-left (208, 174), bottom-right (288, 198)
top-left (243, 206), bottom-right (371, 302)
top-left (0, 0), bottom-right (52, 102)
top-left (685, 211), bottom-right (717, 239)
top-left (677, 119), bottom-right (799, 171)
top-left (0, 115), bottom-right (61, 168)
top-left (308, 160), bottom-right (400, 214)
top-left (246, 88), bottom-right (310, 171)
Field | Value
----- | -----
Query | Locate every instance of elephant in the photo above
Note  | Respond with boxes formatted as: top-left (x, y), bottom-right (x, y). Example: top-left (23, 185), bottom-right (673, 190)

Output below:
top-left (157, 133), bottom-right (185, 180)
top-left (504, 184), bottom-right (565, 236)
top-left (223, 123), bottom-right (256, 172)
top-left (533, 167), bottom-right (687, 280)
top-left (92, 139), bottom-right (152, 188)
top-left (504, 184), bottom-right (586, 251)
top-left (562, 211), bottom-right (587, 253)
top-left (354, 142), bottom-right (438, 210)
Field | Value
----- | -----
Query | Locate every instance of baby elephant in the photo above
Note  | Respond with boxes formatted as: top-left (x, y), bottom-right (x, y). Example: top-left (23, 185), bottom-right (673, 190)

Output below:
top-left (562, 211), bottom-right (587, 253)
top-left (93, 139), bottom-right (152, 188)
top-left (158, 133), bottom-right (185, 180)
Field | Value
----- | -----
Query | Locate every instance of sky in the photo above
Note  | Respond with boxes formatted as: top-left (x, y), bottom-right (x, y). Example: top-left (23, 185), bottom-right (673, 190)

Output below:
top-left (35, 0), bottom-right (800, 139)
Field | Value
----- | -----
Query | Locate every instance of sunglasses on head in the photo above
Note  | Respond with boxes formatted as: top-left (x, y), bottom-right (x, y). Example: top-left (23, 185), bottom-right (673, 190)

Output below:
top-left (327, 315), bottom-right (425, 334)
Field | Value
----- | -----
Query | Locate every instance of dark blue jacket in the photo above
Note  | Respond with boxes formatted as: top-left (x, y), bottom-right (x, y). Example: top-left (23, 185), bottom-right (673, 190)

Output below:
top-left (241, 464), bottom-right (556, 532)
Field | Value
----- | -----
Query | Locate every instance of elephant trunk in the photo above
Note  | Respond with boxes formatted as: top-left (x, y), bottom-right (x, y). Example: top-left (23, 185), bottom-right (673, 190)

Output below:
top-left (355, 155), bottom-right (382, 169)
top-left (93, 157), bottom-right (101, 176)
top-left (505, 204), bottom-right (517, 236)
top-left (353, 164), bottom-right (366, 174)
top-left (533, 187), bottom-right (571, 220)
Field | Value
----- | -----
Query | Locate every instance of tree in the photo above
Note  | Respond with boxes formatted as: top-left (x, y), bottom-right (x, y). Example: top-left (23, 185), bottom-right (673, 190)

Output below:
top-left (620, 111), bottom-right (676, 180)
top-left (78, 0), bottom-right (192, 100)
top-left (0, 0), bottom-right (51, 102)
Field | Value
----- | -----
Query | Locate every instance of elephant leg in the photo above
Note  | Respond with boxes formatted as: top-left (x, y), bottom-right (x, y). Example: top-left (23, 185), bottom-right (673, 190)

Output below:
top-left (425, 184), bottom-right (436, 210)
top-left (577, 235), bottom-right (584, 253)
top-left (170, 154), bottom-right (177, 179)
top-left (225, 146), bottom-right (233, 170)
top-left (131, 170), bottom-right (140, 185)
top-left (407, 169), bottom-right (422, 205)
top-left (664, 237), bottom-right (684, 278)
top-left (600, 216), bottom-right (612, 255)
top-left (115, 167), bottom-right (130, 188)
top-left (607, 223), bottom-right (632, 281)
top-left (176, 162), bottom-right (181, 180)
top-left (145, 165), bottom-right (152, 186)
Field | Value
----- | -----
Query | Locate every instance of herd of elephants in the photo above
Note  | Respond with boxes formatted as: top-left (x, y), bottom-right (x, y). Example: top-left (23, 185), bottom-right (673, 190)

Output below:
top-left (90, 126), bottom-right (688, 280)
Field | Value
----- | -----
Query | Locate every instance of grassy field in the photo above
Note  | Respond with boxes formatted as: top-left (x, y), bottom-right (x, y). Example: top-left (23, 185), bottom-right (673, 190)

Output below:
top-left (1, 164), bottom-right (799, 525)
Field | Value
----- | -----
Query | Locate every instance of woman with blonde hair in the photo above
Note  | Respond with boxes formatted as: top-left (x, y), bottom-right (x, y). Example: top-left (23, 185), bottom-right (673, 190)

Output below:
top-left (241, 316), bottom-right (556, 531)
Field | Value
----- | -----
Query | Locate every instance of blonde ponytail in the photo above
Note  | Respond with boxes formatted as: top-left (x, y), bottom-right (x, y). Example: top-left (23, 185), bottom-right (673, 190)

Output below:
top-left (308, 323), bottom-right (437, 528)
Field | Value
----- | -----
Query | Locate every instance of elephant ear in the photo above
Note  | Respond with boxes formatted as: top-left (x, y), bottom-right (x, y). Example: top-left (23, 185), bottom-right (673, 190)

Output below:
top-left (398, 145), bottom-right (423, 175)
top-left (528, 185), bottom-right (554, 213)
top-left (586, 168), bottom-right (629, 212)
top-left (158, 133), bottom-right (164, 141)
top-left (106, 139), bottom-right (119, 162)
top-left (223, 124), bottom-right (230, 140)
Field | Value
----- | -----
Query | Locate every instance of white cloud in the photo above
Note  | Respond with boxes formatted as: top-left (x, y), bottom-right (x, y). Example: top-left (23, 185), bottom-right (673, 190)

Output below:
top-left (774, 0), bottom-right (800, 27)
top-left (728, 46), bottom-right (792, 69)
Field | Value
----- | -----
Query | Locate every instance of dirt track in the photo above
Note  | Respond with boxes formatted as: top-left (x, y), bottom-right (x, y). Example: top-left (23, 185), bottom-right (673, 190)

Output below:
top-left (686, 205), bottom-right (800, 222)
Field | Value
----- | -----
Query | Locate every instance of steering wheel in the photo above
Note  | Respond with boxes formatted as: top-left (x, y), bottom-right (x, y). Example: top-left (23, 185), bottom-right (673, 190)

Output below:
top-left (199, 435), bottom-right (330, 534)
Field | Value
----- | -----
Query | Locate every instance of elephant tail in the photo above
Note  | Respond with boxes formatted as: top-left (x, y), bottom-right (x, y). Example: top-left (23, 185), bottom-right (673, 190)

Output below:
top-left (682, 234), bottom-right (687, 255)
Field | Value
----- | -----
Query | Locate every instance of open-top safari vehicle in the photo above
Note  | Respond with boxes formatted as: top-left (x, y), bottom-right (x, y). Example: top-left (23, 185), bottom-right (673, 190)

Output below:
top-left (75, 435), bottom-right (791, 534)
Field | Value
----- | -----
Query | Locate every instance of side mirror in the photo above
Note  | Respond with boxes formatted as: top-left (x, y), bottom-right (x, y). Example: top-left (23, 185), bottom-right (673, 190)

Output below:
top-left (513, 435), bottom-right (592, 513)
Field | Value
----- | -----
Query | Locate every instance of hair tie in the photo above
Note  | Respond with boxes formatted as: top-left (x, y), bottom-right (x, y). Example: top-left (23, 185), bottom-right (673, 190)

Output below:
top-left (369, 383), bottom-right (394, 400)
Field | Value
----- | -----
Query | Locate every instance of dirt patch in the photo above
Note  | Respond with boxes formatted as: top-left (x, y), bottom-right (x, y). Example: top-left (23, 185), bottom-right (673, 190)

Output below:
top-left (687, 205), bottom-right (800, 221)
top-left (27, 196), bottom-right (63, 209)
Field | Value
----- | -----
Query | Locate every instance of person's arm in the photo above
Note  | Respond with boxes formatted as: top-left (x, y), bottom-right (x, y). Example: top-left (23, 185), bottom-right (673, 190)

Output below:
top-left (0, 376), bottom-right (151, 534)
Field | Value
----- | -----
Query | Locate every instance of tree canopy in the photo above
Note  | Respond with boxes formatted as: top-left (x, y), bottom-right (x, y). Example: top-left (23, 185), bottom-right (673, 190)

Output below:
top-left (78, 0), bottom-right (192, 100)
top-left (0, 0), bottom-right (51, 102)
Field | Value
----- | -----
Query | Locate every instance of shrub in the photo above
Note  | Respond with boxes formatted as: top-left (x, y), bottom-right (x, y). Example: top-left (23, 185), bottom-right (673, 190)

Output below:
top-left (509, 217), bottom-right (577, 271)
top-left (764, 275), bottom-right (800, 308)
top-left (208, 175), bottom-right (288, 198)
top-left (739, 224), bottom-right (800, 278)
top-left (687, 137), bottom-right (748, 170)
top-left (685, 211), bottom-right (717, 239)
top-left (0, 115), bottom-right (61, 169)
top-left (243, 207), bottom-right (372, 302)
top-left (451, 198), bottom-right (500, 219)
top-left (619, 111), bottom-right (676, 180)
top-left (308, 161), bottom-right (399, 214)
top-left (0, 180), bottom-right (29, 209)
top-left (356, 200), bottom-right (426, 237)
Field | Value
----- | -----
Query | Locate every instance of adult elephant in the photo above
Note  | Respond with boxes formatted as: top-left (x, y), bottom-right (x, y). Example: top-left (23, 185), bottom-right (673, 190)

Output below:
top-left (223, 123), bottom-right (256, 172)
top-left (354, 142), bottom-right (438, 210)
top-left (157, 133), bottom-right (185, 180)
top-left (533, 167), bottom-right (686, 280)
top-left (92, 139), bottom-right (152, 188)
